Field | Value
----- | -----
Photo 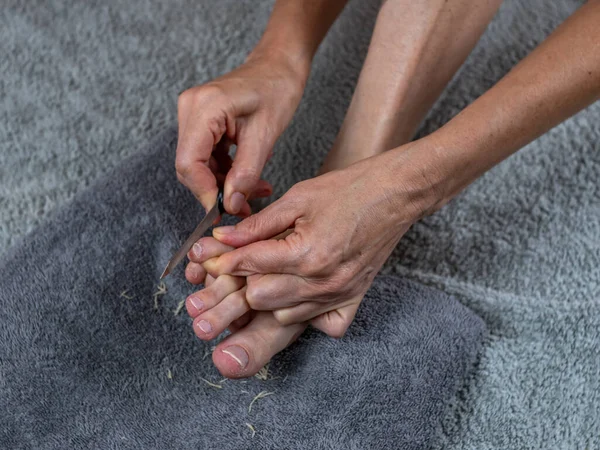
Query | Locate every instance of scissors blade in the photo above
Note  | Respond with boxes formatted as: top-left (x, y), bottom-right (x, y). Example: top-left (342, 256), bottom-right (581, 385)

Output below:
top-left (160, 202), bottom-right (221, 279)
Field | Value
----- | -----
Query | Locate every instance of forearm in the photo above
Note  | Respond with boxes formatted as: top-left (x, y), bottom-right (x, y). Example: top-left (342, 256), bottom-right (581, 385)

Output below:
top-left (423, 0), bottom-right (600, 206)
top-left (322, 0), bottom-right (501, 172)
top-left (249, 0), bottom-right (348, 83)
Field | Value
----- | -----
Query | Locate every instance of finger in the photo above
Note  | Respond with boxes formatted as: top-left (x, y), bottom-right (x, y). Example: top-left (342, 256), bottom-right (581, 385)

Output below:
top-left (175, 106), bottom-right (225, 210)
top-left (212, 195), bottom-right (298, 247)
top-left (273, 301), bottom-right (323, 325)
top-left (185, 262), bottom-right (206, 285)
top-left (212, 312), bottom-right (307, 378)
top-left (187, 237), bottom-right (235, 264)
top-left (192, 287), bottom-right (251, 340)
top-left (309, 302), bottom-right (361, 339)
top-left (274, 295), bottom-right (362, 327)
top-left (185, 275), bottom-right (245, 318)
top-left (176, 155), bottom-right (219, 212)
top-left (244, 273), bottom-right (309, 310)
top-left (203, 238), bottom-right (301, 277)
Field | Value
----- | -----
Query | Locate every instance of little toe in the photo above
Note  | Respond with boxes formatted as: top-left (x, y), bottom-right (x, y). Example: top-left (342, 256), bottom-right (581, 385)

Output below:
top-left (192, 287), bottom-right (250, 340)
top-left (212, 312), bottom-right (307, 379)
top-left (185, 274), bottom-right (245, 318)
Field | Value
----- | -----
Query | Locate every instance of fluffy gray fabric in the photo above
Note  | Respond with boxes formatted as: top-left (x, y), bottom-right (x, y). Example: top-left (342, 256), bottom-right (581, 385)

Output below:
top-left (0, 128), bottom-right (486, 449)
top-left (1, 0), bottom-right (599, 447)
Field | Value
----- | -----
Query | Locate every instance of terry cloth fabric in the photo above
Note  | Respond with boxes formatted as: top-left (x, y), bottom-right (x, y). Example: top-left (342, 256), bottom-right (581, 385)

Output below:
top-left (3, 0), bottom-right (600, 447)
top-left (0, 128), bottom-right (486, 449)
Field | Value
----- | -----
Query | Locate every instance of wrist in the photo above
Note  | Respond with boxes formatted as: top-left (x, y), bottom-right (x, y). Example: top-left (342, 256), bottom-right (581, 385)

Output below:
top-left (247, 40), bottom-right (311, 89)
top-left (382, 135), bottom-right (455, 221)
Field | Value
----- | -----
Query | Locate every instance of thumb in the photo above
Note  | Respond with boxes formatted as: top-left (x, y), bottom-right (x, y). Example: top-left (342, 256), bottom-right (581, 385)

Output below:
top-left (309, 301), bottom-right (360, 339)
top-left (223, 129), bottom-right (274, 215)
top-left (213, 197), bottom-right (298, 247)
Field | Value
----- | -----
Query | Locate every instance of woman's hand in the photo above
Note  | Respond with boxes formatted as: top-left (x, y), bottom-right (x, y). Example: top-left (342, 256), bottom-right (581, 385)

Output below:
top-left (203, 139), bottom-right (445, 332)
top-left (176, 48), bottom-right (308, 214)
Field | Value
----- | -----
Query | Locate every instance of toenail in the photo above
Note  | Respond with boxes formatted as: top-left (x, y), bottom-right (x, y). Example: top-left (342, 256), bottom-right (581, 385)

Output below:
top-left (189, 296), bottom-right (204, 311)
top-left (197, 319), bottom-right (212, 334)
top-left (222, 345), bottom-right (249, 369)
top-left (193, 243), bottom-right (203, 259)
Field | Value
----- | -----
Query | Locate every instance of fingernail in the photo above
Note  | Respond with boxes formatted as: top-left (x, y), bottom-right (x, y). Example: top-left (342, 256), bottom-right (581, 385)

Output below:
top-left (230, 192), bottom-right (245, 214)
top-left (189, 296), bottom-right (204, 311)
top-left (222, 346), bottom-right (249, 368)
top-left (214, 225), bottom-right (235, 236)
top-left (192, 243), bottom-right (203, 259)
top-left (197, 319), bottom-right (212, 334)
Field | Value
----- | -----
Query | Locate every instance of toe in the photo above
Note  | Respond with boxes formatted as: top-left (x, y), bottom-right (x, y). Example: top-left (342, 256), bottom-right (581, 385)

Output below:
top-left (192, 287), bottom-right (250, 340)
top-left (185, 262), bottom-right (206, 285)
top-left (212, 312), bottom-right (306, 378)
top-left (228, 311), bottom-right (253, 333)
top-left (187, 237), bottom-right (234, 264)
top-left (186, 274), bottom-right (245, 318)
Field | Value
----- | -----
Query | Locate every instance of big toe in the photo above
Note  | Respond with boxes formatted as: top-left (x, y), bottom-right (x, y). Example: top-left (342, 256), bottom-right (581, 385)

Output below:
top-left (212, 312), bottom-right (306, 379)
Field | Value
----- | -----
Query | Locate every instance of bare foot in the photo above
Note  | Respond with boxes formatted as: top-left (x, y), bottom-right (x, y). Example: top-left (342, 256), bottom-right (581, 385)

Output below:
top-left (182, 238), bottom-right (305, 377)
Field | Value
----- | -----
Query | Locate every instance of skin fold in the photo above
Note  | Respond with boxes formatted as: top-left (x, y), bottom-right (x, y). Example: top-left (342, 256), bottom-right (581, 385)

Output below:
top-left (178, 0), bottom-right (600, 378)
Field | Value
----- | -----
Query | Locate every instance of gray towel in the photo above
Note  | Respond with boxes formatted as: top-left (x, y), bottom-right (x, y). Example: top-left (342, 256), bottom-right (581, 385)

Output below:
top-left (2, 0), bottom-right (600, 447)
top-left (0, 128), bottom-right (485, 449)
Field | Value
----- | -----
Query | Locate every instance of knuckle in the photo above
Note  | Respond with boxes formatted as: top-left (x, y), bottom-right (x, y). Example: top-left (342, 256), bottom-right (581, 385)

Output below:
top-left (315, 278), bottom-right (346, 300)
top-left (177, 89), bottom-right (194, 109)
top-left (286, 183), bottom-right (307, 202)
top-left (180, 84), bottom-right (224, 106)
top-left (247, 215), bottom-right (266, 234)
top-left (273, 309), bottom-right (294, 326)
top-left (237, 215), bottom-right (264, 238)
top-left (231, 165), bottom-right (261, 185)
top-left (179, 84), bottom-right (232, 139)
top-left (329, 275), bottom-right (350, 295)
top-left (200, 83), bottom-right (227, 102)
top-left (245, 283), bottom-right (265, 310)
top-left (175, 155), bottom-right (193, 179)
top-left (301, 249), bottom-right (335, 276)
top-left (205, 115), bottom-right (227, 142)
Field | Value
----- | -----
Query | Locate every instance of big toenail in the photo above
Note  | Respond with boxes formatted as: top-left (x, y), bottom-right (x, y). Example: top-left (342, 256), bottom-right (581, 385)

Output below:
top-left (222, 346), bottom-right (249, 369)
top-left (197, 320), bottom-right (212, 334)
top-left (189, 296), bottom-right (204, 311)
